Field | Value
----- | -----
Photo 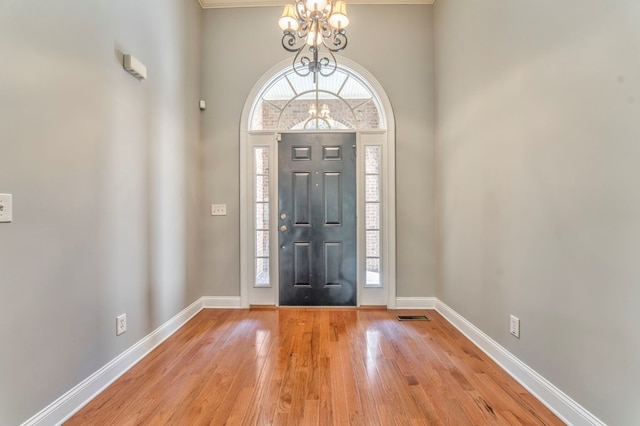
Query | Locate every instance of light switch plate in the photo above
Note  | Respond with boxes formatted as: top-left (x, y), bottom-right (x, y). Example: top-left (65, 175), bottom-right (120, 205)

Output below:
top-left (211, 204), bottom-right (227, 216)
top-left (0, 194), bottom-right (12, 223)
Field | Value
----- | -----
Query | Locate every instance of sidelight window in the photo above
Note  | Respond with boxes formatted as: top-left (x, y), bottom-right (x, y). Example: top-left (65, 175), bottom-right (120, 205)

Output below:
top-left (364, 146), bottom-right (382, 287)
top-left (255, 147), bottom-right (270, 286)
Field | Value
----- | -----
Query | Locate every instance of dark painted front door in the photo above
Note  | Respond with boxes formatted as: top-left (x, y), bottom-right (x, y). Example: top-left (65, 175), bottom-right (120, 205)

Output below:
top-left (278, 133), bottom-right (356, 306)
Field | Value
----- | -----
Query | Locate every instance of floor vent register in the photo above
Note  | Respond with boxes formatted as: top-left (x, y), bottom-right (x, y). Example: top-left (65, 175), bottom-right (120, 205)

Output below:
top-left (396, 315), bottom-right (430, 321)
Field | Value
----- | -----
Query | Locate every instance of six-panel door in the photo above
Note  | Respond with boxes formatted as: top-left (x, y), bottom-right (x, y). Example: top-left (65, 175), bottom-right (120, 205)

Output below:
top-left (278, 133), bottom-right (357, 306)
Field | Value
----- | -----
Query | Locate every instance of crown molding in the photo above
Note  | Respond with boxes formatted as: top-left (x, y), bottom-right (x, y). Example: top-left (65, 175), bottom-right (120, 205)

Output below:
top-left (198, 0), bottom-right (434, 9)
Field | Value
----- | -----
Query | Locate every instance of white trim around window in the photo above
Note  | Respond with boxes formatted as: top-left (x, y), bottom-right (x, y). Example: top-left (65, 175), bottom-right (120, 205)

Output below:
top-left (240, 57), bottom-right (396, 308)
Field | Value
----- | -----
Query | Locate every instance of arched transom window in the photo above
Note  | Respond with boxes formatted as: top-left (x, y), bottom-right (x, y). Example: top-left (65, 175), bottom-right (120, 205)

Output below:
top-left (250, 65), bottom-right (384, 131)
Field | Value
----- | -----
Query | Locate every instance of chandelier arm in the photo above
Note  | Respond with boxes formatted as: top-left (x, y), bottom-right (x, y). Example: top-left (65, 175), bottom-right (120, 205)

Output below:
top-left (325, 1), bottom-right (334, 19)
top-left (295, 0), bottom-right (307, 22)
top-left (298, 19), bottom-right (310, 39)
top-left (320, 21), bottom-right (332, 39)
top-left (317, 50), bottom-right (338, 78)
top-left (282, 32), bottom-right (304, 53)
top-left (325, 31), bottom-right (347, 53)
top-left (292, 48), bottom-right (312, 78)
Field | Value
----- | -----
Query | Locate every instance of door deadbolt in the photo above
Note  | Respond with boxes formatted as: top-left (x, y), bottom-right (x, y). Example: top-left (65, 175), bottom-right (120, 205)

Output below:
top-left (280, 213), bottom-right (287, 220)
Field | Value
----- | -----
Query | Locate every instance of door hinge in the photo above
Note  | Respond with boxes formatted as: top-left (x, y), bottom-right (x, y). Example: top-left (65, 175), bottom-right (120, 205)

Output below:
top-left (277, 133), bottom-right (282, 142)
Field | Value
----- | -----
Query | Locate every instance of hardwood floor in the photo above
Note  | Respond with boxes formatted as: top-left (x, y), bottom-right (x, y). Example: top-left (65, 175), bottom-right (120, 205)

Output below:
top-left (66, 309), bottom-right (563, 425)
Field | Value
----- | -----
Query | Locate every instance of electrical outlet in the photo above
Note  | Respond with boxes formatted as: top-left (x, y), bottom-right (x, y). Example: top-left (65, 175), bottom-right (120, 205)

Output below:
top-left (116, 314), bottom-right (127, 336)
top-left (510, 315), bottom-right (520, 338)
top-left (211, 204), bottom-right (227, 216)
top-left (0, 194), bottom-right (12, 223)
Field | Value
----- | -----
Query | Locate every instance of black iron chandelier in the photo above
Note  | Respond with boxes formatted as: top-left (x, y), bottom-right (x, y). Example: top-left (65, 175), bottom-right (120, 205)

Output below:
top-left (278, 0), bottom-right (350, 82)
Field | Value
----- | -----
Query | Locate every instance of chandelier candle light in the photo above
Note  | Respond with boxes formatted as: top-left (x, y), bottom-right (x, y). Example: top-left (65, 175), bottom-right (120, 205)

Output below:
top-left (279, 0), bottom-right (350, 82)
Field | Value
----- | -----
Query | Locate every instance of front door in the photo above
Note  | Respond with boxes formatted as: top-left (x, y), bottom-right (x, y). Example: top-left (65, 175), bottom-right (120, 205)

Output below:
top-left (278, 133), bottom-right (356, 306)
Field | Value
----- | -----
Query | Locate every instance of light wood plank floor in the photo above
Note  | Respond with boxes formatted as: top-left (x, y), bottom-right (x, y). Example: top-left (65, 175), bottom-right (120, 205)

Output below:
top-left (66, 308), bottom-right (563, 425)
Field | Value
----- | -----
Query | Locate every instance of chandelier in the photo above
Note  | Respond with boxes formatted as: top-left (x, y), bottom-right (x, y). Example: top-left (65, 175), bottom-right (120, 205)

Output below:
top-left (278, 0), bottom-right (350, 82)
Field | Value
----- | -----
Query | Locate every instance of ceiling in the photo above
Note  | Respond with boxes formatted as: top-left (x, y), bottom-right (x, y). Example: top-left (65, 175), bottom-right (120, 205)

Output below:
top-left (199, 0), bottom-right (434, 9)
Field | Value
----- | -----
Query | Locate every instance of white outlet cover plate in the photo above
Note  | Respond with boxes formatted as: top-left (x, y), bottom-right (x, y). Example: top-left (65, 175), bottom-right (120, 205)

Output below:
top-left (211, 204), bottom-right (227, 216)
top-left (0, 194), bottom-right (12, 223)
top-left (510, 315), bottom-right (520, 338)
top-left (116, 314), bottom-right (127, 336)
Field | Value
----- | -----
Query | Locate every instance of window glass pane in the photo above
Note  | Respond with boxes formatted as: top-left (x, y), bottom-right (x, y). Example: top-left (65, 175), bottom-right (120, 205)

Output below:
top-left (286, 72), bottom-right (315, 95)
top-left (366, 259), bottom-right (381, 286)
top-left (365, 203), bottom-right (380, 230)
top-left (279, 100), bottom-right (312, 130)
top-left (331, 118), bottom-right (354, 130)
top-left (318, 69), bottom-right (348, 94)
top-left (256, 175), bottom-right (269, 202)
top-left (353, 99), bottom-right (381, 129)
top-left (281, 96), bottom-right (355, 130)
top-left (365, 146), bottom-right (381, 174)
top-left (256, 203), bottom-right (269, 230)
top-left (254, 146), bottom-right (270, 287)
top-left (256, 231), bottom-right (270, 257)
top-left (250, 66), bottom-right (382, 131)
top-left (263, 77), bottom-right (296, 101)
top-left (366, 230), bottom-right (380, 257)
top-left (296, 90), bottom-right (341, 100)
top-left (251, 101), bottom-right (281, 130)
top-left (365, 175), bottom-right (380, 202)
top-left (256, 258), bottom-right (270, 286)
top-left (255, 147), bottom-right (270, 175)
top-left (340, 77), bottom-right (372, 100)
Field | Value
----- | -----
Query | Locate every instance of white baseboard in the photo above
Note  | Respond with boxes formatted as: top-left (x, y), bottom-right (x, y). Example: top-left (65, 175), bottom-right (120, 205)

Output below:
top-left (395, 297), bottom-right (436, 309)
top-left (202, 296), bottom-right (243, 309)
top-left (21, 298), bottom-right (204, 426)
top-left (435, 299), bottom-right (606, 426)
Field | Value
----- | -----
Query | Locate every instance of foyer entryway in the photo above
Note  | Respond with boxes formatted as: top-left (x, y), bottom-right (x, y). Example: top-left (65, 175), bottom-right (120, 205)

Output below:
top-left (240, 57), bottom-right (397, 308)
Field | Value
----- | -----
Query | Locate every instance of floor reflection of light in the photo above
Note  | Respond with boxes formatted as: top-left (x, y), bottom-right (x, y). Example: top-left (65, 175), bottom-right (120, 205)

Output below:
top-left (255, 329), bottom-right (270, 355)
top-left (366, 329), bottom-right (380, 354)
top-left (365, 329), bottom-right (380, 380)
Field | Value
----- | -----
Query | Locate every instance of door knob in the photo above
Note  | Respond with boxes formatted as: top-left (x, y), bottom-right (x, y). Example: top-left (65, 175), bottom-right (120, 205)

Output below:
top-left (280, 225), bottom-right (288, 232)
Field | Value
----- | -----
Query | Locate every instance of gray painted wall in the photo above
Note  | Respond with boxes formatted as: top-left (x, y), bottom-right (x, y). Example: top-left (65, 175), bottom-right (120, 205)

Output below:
top-left (434, 1), bottom-right (640, 424)
top-left (201, 5), bottom-right (436, 298)
top-left (0, 0), bottom-right (202, 424)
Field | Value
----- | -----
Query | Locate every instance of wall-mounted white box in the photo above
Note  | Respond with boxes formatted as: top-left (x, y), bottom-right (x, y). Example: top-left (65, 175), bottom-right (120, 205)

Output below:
top-left (123, 54), bottom-right (147, 80)
top-left (0, 194), bottom-right (12, 223)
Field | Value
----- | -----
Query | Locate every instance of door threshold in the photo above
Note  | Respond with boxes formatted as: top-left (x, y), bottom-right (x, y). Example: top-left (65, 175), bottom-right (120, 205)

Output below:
top-left (250, 305), bottom-right (389, 310)
top-left (249, 305), bottom-right (278, 310)
top-left (277, 305), bottom-right (358, 309)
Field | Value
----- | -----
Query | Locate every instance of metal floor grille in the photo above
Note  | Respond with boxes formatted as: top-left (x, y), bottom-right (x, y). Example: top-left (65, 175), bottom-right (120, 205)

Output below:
top-left (397, 315), bottom-right (430, 321)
